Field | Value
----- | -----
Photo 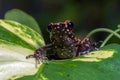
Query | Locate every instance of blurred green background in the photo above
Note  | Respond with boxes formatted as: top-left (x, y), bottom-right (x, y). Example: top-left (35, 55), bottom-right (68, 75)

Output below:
top-left (0, 0), bottom-right (120, 44)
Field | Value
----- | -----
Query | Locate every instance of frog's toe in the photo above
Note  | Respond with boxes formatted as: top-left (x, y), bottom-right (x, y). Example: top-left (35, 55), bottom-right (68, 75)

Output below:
top-left (26, 55), bottom-right (34, 59)
top-left (42, 56), bottom-right (49, 64)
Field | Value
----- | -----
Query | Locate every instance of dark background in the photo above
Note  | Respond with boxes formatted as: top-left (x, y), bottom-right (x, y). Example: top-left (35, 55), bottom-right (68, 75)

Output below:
top-left (0, 0), bottom-right (120, 44)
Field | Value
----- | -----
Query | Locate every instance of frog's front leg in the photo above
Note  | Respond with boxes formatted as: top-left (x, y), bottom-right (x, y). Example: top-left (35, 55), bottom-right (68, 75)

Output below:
top-left (26, 44), bottom-right (53, 67)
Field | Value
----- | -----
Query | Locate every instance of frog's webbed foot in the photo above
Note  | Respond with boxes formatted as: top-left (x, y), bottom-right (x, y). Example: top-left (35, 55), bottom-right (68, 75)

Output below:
top-left (26, 44), bottom-right (53, 68)
top-left (26, 50), bottom-right (49, 68)
top-left (26, 54), bottom-right (49, 68)
top-left (26, 54), bottom-right (49, 63)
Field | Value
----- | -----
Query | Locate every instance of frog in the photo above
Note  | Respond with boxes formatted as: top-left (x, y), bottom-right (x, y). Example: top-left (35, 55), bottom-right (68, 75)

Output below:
top-left (26, 20), bottom-right (98, 66)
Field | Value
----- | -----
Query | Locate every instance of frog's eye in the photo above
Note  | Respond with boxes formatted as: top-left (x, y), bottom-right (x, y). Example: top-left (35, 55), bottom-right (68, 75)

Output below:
top-left (47, 24), bottom-right (52, 31)
top-left (67, 22), bottom-right (74, 28)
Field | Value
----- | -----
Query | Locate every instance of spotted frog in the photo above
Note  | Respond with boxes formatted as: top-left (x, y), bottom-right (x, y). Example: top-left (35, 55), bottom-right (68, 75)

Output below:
top-left (26, 20), bottom-right (98, 66)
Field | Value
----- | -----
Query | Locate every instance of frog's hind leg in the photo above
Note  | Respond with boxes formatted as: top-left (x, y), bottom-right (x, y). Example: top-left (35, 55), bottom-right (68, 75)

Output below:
top-left (76, 38), bottom-right (100, 56)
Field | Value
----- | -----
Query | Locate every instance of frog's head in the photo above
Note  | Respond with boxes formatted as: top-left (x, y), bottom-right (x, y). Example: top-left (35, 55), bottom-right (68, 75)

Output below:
top-left (47, 20), bottom-right (74, 34)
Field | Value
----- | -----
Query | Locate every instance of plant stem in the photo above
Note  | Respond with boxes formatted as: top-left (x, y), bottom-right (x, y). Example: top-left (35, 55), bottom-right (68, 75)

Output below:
top-left (100, 29), bottom-right (120, 47)
top-left (85, 28), bottom-right (120, 47)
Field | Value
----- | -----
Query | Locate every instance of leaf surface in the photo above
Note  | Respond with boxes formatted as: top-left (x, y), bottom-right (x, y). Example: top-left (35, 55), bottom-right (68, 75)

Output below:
top-left (17, 44), bottom-right (120, 80)
top-left (5, 9), bottom-right (42, 34)
top-left (0, 20), bottom-right (45, 80)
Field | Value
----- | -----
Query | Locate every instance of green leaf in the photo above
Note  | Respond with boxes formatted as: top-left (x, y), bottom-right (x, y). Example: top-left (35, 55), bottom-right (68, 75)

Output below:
top-left (0, 20), bottom-right (45, 80)
top-left (0, 39), bottom-right (42, 80)
top-left (0, 20), bottom-right (45, 49)
top-left (17, 43), bottom-right (120, 80)
top-left (4, 9), bottom-right (42, 34)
